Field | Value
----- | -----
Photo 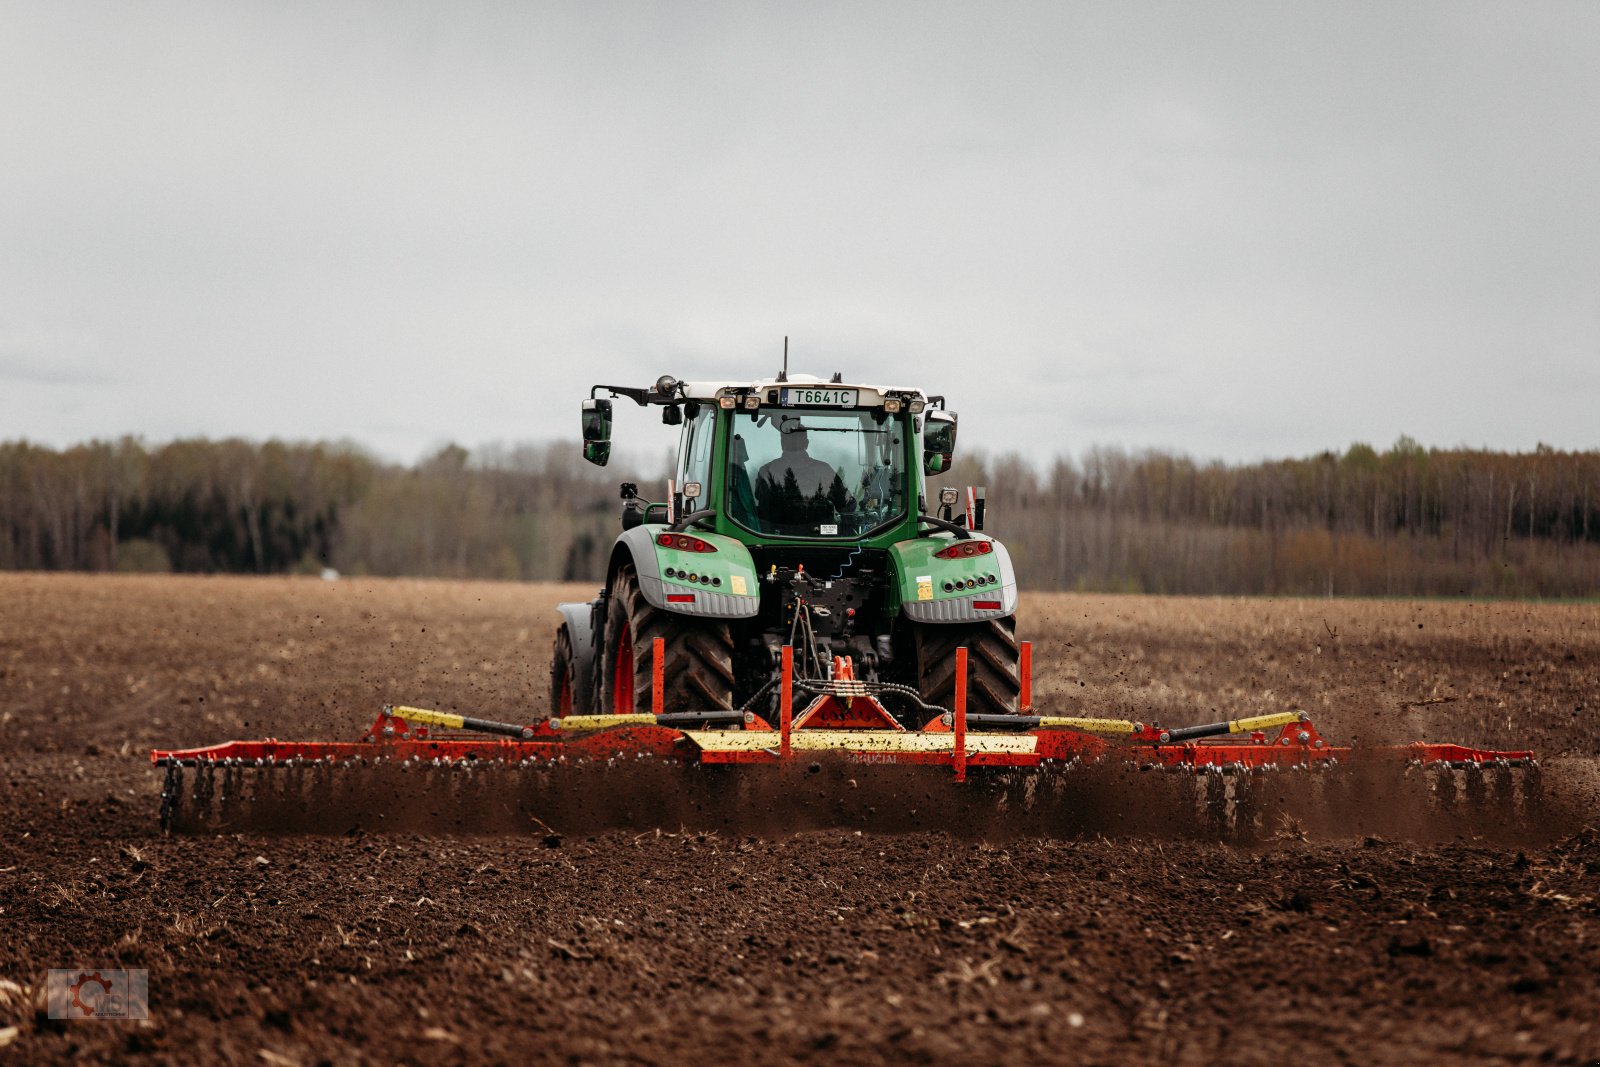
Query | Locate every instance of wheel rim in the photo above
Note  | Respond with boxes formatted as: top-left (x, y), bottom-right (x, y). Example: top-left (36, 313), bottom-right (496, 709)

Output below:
top-left (612, 623), bottom-right (634, 712)
top-left (558, 669), bottom-right (573, 715)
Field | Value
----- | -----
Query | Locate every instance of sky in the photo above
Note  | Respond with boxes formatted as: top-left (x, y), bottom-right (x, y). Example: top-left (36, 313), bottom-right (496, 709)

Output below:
top-left (2, 1), bottom-right (1597, 466)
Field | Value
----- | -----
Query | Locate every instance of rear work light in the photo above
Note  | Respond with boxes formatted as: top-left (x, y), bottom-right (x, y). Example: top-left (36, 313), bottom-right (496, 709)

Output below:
top-left (934, 540), bottom-right (992, 559)
top-left (657, 533), bottom-right (717, 553)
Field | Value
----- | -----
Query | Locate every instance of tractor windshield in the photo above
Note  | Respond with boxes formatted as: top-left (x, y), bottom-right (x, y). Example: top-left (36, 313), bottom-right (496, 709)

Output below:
top-left (726, 407), bottom-right (908, 538)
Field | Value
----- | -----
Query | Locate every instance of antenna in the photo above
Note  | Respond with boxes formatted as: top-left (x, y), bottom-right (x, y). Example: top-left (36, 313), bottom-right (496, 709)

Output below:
top-left (779, 336), bottom-right (788, 382)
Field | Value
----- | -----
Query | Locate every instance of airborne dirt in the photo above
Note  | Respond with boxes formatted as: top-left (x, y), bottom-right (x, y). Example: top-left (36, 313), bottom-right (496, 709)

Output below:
top-left (2, 574), bottom-right (1599, 1064)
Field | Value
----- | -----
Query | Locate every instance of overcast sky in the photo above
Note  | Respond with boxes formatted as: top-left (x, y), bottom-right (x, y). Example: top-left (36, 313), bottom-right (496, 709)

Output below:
top-left (2, 1), bottom-right (1596, 466)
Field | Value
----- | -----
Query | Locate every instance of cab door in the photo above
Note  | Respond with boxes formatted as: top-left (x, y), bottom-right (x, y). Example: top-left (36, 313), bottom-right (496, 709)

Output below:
top-left (677, 405), bottom-right (716, 507)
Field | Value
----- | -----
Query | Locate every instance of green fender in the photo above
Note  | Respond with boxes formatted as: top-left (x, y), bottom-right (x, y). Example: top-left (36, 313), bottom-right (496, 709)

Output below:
top-left (887, 533), bottom-right (1018, 624)
top-left (610, 524), bottom-right (761, 619)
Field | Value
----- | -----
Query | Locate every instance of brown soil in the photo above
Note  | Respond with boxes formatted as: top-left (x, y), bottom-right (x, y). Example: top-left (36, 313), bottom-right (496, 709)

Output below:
top-left (2, 574), bottom-right (1599, 1065)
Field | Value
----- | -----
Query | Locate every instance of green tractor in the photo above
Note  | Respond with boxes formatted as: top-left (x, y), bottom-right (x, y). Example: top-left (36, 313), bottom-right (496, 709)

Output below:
top-left (551, 372), bottom-right (1021, 726)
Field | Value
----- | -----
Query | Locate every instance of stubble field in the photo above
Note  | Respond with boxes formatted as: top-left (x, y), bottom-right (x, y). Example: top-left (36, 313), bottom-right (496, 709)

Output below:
top-left (1, 573), bottom-right (1598, 1064)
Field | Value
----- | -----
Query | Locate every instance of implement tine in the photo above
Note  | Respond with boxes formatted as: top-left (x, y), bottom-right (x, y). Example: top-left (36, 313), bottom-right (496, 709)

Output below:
top-left (159, 762), bottom-right (181, 832)
top-left (1434, 765), bottom-right (1459, 811)
top-left (195, 761), bottom-right (214, 816)
top-left (221, 762), bottom-right (243, 826)
top-left (1464, 763), bottom-right (1488, 806)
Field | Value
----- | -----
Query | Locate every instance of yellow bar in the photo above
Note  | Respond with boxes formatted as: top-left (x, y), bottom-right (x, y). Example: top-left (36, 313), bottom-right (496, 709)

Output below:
top-left (552, 714), bottom-right (659, 730)
top-left (390, 706), bottom-right (466, 730)
top-left (1227, 711), bottom-right (1302, 734)
top-left (1035, 717), bottom-right (1138, 735)
top-left (684, 730), bottom-right (1038, 755)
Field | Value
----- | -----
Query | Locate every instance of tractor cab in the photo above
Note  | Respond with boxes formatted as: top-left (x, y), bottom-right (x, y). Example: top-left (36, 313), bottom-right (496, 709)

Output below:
top-left (583, 373), bottom-right (958, 544)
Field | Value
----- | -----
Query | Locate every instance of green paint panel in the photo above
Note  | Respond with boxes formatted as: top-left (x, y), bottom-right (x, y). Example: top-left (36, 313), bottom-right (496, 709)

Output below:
top-left (649, 526), bottom-right (761, 598)
top-left (887, 537), bottom-right (1004, 610)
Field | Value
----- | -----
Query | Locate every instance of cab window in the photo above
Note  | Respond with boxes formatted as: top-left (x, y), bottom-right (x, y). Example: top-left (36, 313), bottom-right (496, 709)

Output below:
top-left (679, 406), bottom-right (715, 495)
top-left (726, 406), bottom-right (906, 537)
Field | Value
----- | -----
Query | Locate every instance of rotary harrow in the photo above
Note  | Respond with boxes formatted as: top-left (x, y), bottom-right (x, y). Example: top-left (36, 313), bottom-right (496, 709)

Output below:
top-left (152, 638), bottom-right (1540, 840)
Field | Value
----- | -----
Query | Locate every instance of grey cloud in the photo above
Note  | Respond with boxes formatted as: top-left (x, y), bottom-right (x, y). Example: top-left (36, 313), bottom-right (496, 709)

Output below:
top-left (0, 1), bottom-right (1596, 463)
top-left (0, 356), bottom-right (108, 386)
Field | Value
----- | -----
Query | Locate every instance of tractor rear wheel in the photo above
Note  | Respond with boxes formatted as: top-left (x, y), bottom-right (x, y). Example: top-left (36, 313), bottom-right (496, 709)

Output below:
top-left (599, 566), bottom-right (736, 713)
top-left (913, 616), bottom-right (1021, 717)
top-left (550, 621), bottom-right (578, 717)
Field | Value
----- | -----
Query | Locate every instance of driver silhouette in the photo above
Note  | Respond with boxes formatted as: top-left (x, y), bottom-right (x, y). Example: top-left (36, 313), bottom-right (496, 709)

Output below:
top-left (756, 421), bottom-right (836, 499)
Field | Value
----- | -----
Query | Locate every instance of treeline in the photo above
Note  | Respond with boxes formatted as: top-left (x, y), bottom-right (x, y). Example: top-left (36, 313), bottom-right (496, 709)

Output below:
top-left (2, 435), bottom-right (1598, 597)
top-left (934, 437), bottom-right (1600, 597)
top-left (0, 438), bottom-right (624, 581)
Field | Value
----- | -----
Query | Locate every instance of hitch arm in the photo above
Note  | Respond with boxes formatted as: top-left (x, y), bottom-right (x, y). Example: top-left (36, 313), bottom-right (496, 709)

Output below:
top-left (373, 705), bottom-right (536, 740)
top-left (1153, 711), bottom-right (1305, 743)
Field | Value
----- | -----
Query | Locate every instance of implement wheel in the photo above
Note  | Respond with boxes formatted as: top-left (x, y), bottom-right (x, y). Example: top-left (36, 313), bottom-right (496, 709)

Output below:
top-left (599, 566), bottom-right (735, 713)
top-left (913, 616), bottom-right (1021, 716)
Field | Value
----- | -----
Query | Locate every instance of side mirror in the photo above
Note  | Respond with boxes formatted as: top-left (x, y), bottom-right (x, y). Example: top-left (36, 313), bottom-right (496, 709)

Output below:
top-left (582, 398), bottom-right (612, 467)
top-left (922, 410), bottom-right (957, 475)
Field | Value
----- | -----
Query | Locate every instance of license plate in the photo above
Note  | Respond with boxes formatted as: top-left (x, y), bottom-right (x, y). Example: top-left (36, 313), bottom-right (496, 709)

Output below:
top-left (780, 387), bottom-right (857, 408)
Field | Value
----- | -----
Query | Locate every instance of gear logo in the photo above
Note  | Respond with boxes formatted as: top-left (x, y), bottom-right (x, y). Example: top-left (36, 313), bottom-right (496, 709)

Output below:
top-left (69, 971), bottom-right (114, 1016)
top-left (47, 968), bottom-right (148, 1020)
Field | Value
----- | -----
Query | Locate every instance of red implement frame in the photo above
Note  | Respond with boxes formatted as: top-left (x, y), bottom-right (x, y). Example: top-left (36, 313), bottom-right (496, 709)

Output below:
top-left (151, 640), bottom-right (1534, 776)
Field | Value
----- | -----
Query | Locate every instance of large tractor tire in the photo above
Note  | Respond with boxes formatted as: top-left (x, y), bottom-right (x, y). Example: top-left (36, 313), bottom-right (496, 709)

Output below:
top-left (913, 616), bottom-right (1021, 716)
top-left (598, 566), bottom-right (736, 713)
top-left (550, 622), bottom-right (578, 717)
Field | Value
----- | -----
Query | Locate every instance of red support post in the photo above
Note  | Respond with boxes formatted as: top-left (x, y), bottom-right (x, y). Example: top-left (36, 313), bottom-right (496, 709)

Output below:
top-left (652, 637), bottom-right (664, 717)
top-left (954, 646), bottom-right (968, 782)
top-left (1019, 641), bottom-right (1033, 712)
top-left (780, 644), bottom-right (793, 759)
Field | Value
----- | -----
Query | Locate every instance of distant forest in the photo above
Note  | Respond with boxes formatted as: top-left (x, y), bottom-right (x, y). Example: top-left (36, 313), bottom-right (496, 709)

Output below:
top-left (3, 436), bottom-right (1598, 598)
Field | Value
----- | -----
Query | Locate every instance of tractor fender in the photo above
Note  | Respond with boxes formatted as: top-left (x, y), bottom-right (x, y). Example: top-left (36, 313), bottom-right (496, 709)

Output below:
top-left (607, 525), bottom-right (761, 619)
top-left (554, 600), bottom-right (598, 712)
top-left (888, 533), bottom-right (1020, 624)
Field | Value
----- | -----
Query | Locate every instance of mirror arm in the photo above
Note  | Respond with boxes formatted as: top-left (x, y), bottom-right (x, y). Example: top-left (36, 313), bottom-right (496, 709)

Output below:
top-left (590, 384), bottom-right (652, 406)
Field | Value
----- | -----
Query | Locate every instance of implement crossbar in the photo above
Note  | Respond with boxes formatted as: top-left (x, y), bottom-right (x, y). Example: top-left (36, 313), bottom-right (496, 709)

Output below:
top-left (552, 711), bottom-right (746, 730)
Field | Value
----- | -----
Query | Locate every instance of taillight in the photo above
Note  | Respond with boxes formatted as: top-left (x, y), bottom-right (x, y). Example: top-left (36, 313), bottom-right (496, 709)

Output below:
top-left (934, 540), bottom-right (992, 560)
top-left (973, 600), bottom-right (1002, 611)
top-left (656, 533), bottom-right (717, 553)
top-left (665, 593), bottom-right (696, 604)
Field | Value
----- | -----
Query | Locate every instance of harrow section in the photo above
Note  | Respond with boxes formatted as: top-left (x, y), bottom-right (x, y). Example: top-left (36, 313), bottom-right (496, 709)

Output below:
top-left (152, 641), bottom-right (1539, 839)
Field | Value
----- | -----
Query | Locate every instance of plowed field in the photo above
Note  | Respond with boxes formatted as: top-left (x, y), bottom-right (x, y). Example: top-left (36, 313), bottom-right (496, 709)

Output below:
top-left (2, 574), bottom-right (1598, 1064)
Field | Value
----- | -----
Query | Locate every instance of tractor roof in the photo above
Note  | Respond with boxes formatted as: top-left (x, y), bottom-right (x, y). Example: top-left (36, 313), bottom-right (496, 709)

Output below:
top-left (682, 374), bottom-right (929, 403)
top-left (590, 373), bottom-right (938, 409)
